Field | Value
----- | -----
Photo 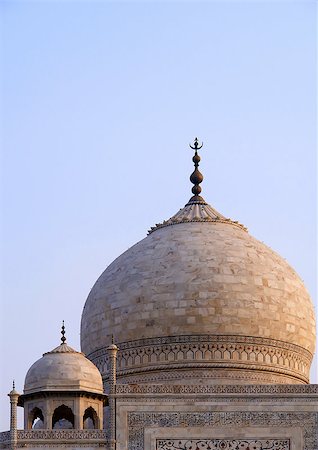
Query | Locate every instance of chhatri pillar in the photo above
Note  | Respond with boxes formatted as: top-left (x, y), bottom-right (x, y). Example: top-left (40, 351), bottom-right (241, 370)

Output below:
top-left (106, 338), bottom-right (119, 450)
top-left (8, 381), bottom-right (20, 450)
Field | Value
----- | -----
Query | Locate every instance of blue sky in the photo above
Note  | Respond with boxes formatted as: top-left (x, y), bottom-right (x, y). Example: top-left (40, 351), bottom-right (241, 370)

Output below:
top-left (1, 0), bottom-right (317, 431)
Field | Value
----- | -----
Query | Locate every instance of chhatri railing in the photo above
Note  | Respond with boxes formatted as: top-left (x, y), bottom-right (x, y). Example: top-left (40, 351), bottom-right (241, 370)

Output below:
top-left (0, 429), bottom-right (108, 447)
top-left (0, 432), bottom-right (9, 444)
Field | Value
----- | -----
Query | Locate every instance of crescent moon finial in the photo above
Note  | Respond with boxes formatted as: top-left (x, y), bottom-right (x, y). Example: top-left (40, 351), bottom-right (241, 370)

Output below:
top-left (189, 137), bottom-right (203, 150)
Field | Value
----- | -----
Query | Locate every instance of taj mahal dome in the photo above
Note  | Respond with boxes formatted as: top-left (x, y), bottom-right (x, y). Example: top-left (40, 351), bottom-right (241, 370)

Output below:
top-left (1, 139), bottom-right (317, 450)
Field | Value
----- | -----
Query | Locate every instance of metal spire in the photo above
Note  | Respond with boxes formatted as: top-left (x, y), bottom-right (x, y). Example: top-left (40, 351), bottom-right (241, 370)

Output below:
top-left (9, 379), bottom-right (18, 395)
top-left (188, 137), bottom-right (205, 204)
top-left (61, 320), bottom-right (66, 344)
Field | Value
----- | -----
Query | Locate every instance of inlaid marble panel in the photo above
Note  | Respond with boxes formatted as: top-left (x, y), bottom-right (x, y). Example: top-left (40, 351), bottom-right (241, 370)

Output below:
top-left (156, 439), bottom-right (290, 450)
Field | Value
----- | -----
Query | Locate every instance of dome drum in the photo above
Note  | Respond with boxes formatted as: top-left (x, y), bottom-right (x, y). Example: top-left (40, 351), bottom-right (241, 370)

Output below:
top-left (89, 334), bottom-right (312, 386)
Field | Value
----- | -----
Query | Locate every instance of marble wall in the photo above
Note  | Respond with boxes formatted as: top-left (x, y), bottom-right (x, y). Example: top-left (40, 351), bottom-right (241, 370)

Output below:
top-left (115, 384), bottom-right (318, 450)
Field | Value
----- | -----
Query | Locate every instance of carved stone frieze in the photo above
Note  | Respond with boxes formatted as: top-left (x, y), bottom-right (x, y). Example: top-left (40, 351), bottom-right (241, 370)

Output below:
top-left (115, 383), bottom-right (318, 396)
top-left (0, 429), bottom-right (108, 448)
top-left (89, 335), bottom-right (312, 385)
top-left (17, 429), bottom-right (108, 440)
top-left (114, 369), bottom-right (301, 385)
top-left (127, 411), bottom-right (318, 450)
top-left (156, 439), bottom-right (290, 450)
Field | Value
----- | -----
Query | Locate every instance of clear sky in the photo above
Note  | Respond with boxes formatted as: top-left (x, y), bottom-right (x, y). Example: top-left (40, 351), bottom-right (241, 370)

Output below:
top-left (1, 0), bottom-right (317, 431)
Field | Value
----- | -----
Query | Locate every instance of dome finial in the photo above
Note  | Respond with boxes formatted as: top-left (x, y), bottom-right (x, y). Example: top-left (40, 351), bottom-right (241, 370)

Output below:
top-left (188, 137), bottom-right (205, 204)
top-left (189, 137), bottom-right (203, 152)
top-left (9, 379), bottom-right (18, 395)
top-left (61, 320), bottom-right (66, 344)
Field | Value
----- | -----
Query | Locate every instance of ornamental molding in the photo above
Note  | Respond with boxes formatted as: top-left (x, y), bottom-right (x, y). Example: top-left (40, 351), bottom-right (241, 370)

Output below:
top-left (15, 445), bottom-right (106, 449)
top-left (17, 429), bottom-right (108, 440)
top-left (148, 215), bottom-right (247, 234)
top-left (88, 335), bottom-right (312, 385)
top-left (112, 366), bottom-right (303, 386)
top-left (147, 202), bottom-right (247, 235)
top-left (156, 439), bottom-right (290, 450)
top-left (116, 395), bottom-right (318, 405)
top-left (0, 429), bottom-right (108, 447)
top-left (115, 383), bottom-right (318, 397)
top-left (127, 411), bottom-right (318, 450)
top-left (89, 335), bottom-right (311, 357)
top-left (19, 389), bottom-right (106, 406)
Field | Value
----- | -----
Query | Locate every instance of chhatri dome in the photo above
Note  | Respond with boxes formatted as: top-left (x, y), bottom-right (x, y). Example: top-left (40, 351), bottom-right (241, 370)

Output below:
top-left (81, 139), bottom-right (316, 385)
top-left (23, 323), bottom-right (103, 395)
top-left (19, 322), bottom-right (105, 431)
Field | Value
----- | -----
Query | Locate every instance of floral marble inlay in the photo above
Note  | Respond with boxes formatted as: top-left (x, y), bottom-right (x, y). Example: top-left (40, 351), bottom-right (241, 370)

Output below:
top-left (156, 439), bottom-right (290, 450)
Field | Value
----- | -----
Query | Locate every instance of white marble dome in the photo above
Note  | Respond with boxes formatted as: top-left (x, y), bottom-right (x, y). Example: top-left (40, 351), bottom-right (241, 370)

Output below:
top-left (81, 142), bottom-right (316, 385)
top-left (81, 196), bottom-right (316, 385)
top-left (24, 341), bottom-right (103, 395)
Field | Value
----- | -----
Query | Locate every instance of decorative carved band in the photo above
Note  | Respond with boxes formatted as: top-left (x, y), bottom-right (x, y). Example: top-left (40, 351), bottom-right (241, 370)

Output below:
top-left (88, 335), bottom-right (312, 384)
top-left (156, 439), bottom-right (290, 450)
top-left (0, 432), bottom-right (10, 443)
top-left (0, 429), bottom-right (108, 445)
top-left (113, 365), bottom-right (305, 386)
top-left (115, 383), bottom-right (318, 396)
top-left (19, 429), bottom-right (107, 440)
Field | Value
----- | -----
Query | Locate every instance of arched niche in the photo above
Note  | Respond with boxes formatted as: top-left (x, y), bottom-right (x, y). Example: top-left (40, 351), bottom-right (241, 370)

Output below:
top-left (52, 404), bottom-right (74, 429)
top-left (29, 407), bottom-right (44, 430)
top-left (83, 406), bottom-right (99, 429)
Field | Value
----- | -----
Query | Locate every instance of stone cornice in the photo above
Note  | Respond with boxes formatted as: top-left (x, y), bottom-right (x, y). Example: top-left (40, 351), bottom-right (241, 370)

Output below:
top-left (18, 390), bottom-right (107, 407)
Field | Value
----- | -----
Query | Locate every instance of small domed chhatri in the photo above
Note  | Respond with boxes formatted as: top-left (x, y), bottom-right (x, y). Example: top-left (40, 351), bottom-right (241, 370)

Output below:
top-left (81, 140), bottom-right (316, 386)
top-left (19, 323), bottom-right (106, 431)
top-left (24, 322), bottom-right (103, 395)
